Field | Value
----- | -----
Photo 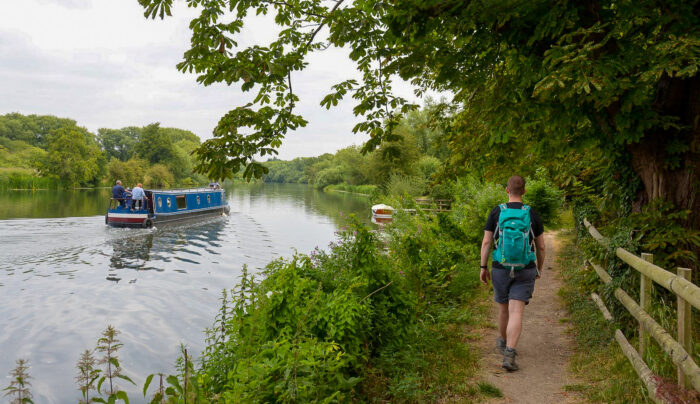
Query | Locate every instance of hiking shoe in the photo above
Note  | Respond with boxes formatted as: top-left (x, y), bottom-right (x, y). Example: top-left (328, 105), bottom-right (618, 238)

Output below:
top-left (502, 348), bottom-right (518, 371)
top-left (496, 336), bottom-right (506, 355)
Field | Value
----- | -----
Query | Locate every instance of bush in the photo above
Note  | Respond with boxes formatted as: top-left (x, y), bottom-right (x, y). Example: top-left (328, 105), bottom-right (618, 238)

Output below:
top-left (313, 166), bottom-right (344, 189)
top-left (107, 157), bottom-right (148, 188)
top-left (417, 156), bottom-right (440, 179)
top-left (523, 169), bottom-right (563, 227)
top-left (144, 164), bottom-right (174, 188)
top-left (384, 174), bottom-right (427, 197)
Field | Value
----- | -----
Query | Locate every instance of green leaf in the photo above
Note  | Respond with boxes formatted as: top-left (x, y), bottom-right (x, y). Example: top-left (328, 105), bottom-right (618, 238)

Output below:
top-left (166, 375), bottom-right (182, 393)
top-left (116, 374), bottom-right (135, 385)
top-left (115, 390), bottom-right (130, 404)
top-left (142, 374), bottom-right (154, 397)
top-left (97, 376), bottom-right (106, 394)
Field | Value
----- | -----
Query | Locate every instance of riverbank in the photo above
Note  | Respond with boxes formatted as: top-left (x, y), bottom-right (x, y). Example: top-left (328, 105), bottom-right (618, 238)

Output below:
top-left (323, 183), bottom-right (377, 197)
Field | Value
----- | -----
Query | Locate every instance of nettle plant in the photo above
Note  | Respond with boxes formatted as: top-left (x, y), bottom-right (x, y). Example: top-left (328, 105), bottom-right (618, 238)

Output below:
top-left (93, 325), bottom-right (135, 403)
top-left (3, 359), bottom-right (33, 404)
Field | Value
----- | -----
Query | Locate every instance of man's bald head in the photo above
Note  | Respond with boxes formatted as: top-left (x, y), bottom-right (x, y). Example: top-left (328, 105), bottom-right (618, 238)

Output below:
top-left (506, 175), bottom-right (525, 196)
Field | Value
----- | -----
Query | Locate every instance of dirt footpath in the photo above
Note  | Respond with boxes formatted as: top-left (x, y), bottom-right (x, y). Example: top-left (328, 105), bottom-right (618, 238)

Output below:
top-left (480, 232), bottom-right (582, 403)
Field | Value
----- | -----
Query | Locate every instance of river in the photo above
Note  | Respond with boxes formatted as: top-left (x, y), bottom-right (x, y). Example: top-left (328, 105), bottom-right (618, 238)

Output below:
top-left (0, 184), bottom-right (371, 403)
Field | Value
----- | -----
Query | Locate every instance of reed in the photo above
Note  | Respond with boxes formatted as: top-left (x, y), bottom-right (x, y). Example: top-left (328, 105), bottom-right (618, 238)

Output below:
top-left (0, 168), bottom-right (62, 190)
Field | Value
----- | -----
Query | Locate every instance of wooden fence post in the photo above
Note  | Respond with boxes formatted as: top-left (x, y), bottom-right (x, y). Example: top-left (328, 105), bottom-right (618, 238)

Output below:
top-left (640, 253), bottom-right (654, 357)
top-left (677, 267), bottom-right (693, 388)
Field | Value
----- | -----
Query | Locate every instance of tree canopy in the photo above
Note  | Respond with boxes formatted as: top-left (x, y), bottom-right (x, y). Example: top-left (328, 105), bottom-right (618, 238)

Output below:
top-left (140, 0), bottom-right (699, 225)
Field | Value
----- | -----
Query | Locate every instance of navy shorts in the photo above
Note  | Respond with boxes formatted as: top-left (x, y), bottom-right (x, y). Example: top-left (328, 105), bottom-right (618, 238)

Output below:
top-left (491, 266), bottom-right (538, 304)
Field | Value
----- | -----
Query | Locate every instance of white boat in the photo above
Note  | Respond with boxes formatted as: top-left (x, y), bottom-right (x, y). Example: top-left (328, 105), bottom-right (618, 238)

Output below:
top-left (371, 204), bottom-right (394, 223)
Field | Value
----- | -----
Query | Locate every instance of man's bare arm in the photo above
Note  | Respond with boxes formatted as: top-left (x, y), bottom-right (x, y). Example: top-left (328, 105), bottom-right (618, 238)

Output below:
top-left (480, 231), bottom-right (494, 284)
top-left (534, 234), bottom-right (546, 274)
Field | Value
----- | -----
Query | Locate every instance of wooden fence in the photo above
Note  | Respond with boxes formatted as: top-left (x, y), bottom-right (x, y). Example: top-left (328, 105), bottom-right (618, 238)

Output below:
top-left (583, 218), bottom-right (697, 403)
top-left (413, 198), bottom-right (451, 211)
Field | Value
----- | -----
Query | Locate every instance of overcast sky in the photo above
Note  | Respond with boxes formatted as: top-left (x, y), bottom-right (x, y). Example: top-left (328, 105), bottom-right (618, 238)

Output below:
top-left (0, 0), bottom-right (428, 159)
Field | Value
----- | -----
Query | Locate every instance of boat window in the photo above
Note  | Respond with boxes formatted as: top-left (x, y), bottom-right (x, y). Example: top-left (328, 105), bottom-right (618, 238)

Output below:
top-left (207, 194), bottom-right (211, 203)
top-left (176, 195), bottom-right (187, 210)
top-left (196, 195), bottom-right (201, 205)
top-left (166, 198), bottom-right (172, 208)
top-left (158, 197), bottom-right (163, 208)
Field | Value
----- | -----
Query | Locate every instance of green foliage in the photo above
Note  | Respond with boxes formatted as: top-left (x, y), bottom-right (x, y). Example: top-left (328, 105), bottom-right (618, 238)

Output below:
top-left (98, 127), bottom-right (140, 161)
top-left (186, 180), bottom-right (499, 401)
top-left (107, 157), bottom-right (149, 188)
top-left (3, 359), bottom-right (33, 404)
top-left (557, 231), bottom-right (649, 403)
top-left (324, 183), bottom-right (377, 196)
top-left (134, 123), bottom-right (177, 166)
top-left (0, 168), bottom-right (61, 190)
top-left (145, 164), bottom-right (175, 188)
top-left (0, 112), bottom-right (78, 149)
top-left (417, 156), bottom-right (440, 180)
top-left (523, 169), bottom-right (564, 227)
top-left (0, 138), bottom-right (46, 170)
top-left (590, 201), bottom-right (700, 288)
top-left (383, 174), bottom-right (427, 198)
top-left (477, 382), bottom-right (503, 398)
top-left (262, 107), bottom-right (445, 196)
top-left (138, 0), bottom-right (700, 237)
top-left (39, 127), bottom-right (105, 186)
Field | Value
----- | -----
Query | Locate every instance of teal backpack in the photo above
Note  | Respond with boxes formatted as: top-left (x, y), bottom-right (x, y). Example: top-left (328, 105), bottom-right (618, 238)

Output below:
top-left (492, 204), bottom-right (536, 272)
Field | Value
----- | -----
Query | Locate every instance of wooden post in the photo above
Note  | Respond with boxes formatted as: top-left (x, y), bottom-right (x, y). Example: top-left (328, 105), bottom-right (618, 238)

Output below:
top-left (677, 267), bottom-right (693, 388)
top-left (640, 253), bottom-right (654, 357)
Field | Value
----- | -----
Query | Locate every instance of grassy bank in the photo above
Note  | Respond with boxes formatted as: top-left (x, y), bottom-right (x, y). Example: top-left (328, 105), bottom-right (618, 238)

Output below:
top-left (557, 230), bottom-right (653, 403)
top-left (323, 183), bottom-right (377, 196)
top-left (0, 168), bottom-right (63, 190)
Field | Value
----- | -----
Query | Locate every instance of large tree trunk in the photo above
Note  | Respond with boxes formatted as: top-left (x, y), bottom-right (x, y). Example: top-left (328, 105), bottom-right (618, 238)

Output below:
top-left (627, 75), bottom-right (700, 231)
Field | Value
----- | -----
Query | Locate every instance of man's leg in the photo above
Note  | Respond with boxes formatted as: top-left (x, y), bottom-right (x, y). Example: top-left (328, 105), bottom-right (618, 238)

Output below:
top-left (497, 302), bottom-right (509, 341)
top-left (506, 299), bottom-right (526, 349)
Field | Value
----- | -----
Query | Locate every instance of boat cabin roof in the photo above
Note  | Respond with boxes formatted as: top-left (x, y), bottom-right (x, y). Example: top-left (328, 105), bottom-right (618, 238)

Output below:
top-left (148, 188), bottom-right (223, 194)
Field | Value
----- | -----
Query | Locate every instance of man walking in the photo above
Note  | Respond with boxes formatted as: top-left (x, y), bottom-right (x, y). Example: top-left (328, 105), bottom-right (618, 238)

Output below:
top-left (480, 175), bottom-right (545, 371)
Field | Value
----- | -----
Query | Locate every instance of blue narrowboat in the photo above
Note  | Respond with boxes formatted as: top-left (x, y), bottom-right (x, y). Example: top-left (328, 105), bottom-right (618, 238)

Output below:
top-left (106, 188), bottom-right (230, 228)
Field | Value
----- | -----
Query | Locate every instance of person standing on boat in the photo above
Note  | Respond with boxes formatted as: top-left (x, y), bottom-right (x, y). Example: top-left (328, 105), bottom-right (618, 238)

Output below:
top-left (112, 180), bottom-right (126, 208)
top-left (131, 183), bottom-right (146, 210)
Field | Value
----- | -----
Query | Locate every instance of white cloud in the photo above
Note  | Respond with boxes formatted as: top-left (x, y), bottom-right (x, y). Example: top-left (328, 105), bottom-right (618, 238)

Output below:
top-left (0, 0), bottom-right (430, 159)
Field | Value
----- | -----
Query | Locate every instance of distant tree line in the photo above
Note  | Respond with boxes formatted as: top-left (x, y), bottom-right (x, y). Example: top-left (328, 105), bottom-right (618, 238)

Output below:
top-left (262, 105), bottom-right (448, 197)
top-left (0, 113), bottom-right (206, 189)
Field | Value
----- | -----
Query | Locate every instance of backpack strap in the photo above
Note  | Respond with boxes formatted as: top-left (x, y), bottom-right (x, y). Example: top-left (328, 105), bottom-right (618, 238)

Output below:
top-left (521, 204), bottom-right (530, 211)
top-left (494, 204), bottom-right (507, 242)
